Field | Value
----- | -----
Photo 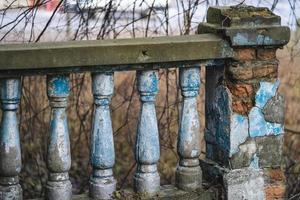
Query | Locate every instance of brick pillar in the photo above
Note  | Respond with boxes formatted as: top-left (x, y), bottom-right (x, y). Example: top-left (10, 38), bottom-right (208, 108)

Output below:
top-left (198, 6), bottom-right (290, 200)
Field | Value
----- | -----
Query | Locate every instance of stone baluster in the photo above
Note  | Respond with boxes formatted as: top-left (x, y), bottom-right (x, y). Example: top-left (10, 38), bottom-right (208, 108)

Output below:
top-left (0, 78), bottom-right (22, 200)
top-left (134, 70), bottom-right (160, 196)
top-left (46, 74), bottom-right (72, 200)
top-left (176, 67), bottom-right (202, 191)
top-left (89, 73), bottom-right (116, 200)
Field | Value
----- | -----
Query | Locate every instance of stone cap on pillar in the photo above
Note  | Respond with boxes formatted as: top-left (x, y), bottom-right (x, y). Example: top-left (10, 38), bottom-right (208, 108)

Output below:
top-left (198, 5), bottom-right (290, 47)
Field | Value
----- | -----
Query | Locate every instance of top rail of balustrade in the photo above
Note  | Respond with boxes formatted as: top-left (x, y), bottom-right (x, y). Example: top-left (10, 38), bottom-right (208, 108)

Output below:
top-left (0, 34), bottom-right (232, 77)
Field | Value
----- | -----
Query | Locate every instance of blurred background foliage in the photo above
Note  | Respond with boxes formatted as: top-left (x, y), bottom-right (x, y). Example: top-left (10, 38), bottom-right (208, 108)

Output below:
top-left (0, 0), bottom-right (299, 198)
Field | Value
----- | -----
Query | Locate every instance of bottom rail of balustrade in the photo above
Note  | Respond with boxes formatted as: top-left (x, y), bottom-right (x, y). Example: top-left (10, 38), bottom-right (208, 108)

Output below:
top-left (30, 185), bottom-right (218, 200)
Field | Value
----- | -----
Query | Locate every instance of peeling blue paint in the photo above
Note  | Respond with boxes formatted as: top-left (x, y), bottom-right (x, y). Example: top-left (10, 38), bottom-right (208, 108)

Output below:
top-left (249, 107), bottom-right (284, 137)
top-left (230, 113), bottom-right (249, 156)
top-left (46, 75), bottom-right (72, 199)
top-left (136, 103), bottom-right (160, 164)
top-left (91, 73), bottom-right (115, 170)
top-left (137, 70), bottom-right (159, 102)
top-left (214, 86), bottom-right (231, 153)
top-left (0, 79), bottom-right (22, 170)
top-left (176, 67), bottom-right (201, 190)
top-left (92, 72), bottom-right (114, 97)
top-left (0, 78), bottom-right (22, 199)
top-left (232, 33), bottom-right (275, 46)
top-left (91, 107), bottom-right (115, 168)
top-left (48, 108), bottom-right (71, 171)
top-left (255, 81), bottom-right (280, 109)
top-left (136, 71), bottom-right (160, 163)
top-left (209, 80), bottom-right (283, 159)
top-left (257, 35), bottom-right (274, 45)
top-left (134, 70), bottom-right (160, 194)
top-left (232, 33), bottom-right (249, 46)
top-left (47, 75), bottom-right (70, 97)
top-left (178, 87), bottom-right (200, 159)
top-left (249, 153), bottom-right (259, 169)
top-left (0, 79), bottom-right (21, 105)
top-left (179, 67), bottom-right (200, 95)
top-left (179, 67), bottom-right (200, 98)
top-left (149, 72), bottom-right (158, 93)
top-left (90, 73), bottom-right (116, 199)
top-left (0, 111), bottom-right (20, 148)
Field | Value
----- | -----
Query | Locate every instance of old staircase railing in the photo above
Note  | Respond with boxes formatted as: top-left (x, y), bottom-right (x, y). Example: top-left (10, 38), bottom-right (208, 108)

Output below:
top-left (0, 5), bottom-right (290, 200)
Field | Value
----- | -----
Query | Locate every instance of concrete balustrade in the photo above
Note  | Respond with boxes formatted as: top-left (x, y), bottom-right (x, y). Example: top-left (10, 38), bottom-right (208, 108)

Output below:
top-left (0, 5), bottom-right (291, 200)
top-left (176, 67), bottom-right (202, 191)
top-left (134, 70), bottom-right (160, 197)
top-left (89, 73), bottom-right (116, 200)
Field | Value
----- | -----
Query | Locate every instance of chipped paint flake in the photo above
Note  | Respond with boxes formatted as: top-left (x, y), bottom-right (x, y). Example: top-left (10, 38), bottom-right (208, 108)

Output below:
top-left (256, 35), bottom-right (274, 45)
top-left (230, 113), bottom-right (249, 156)
top-left (249, 107), bottom-right (284, 137)
top-left (48, 75), bottom-right (70, 97)
top-left (232, 32), bottom-right (275, 46)
top-left (255, 81), bottom-right (279, 109)
top-left (232, 33), bottom-right (249, 46)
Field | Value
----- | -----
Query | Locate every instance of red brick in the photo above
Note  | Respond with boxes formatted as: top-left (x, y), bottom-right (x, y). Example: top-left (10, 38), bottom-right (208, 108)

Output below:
top-left (227, 83), bottom-right (254, 98)
top-left (233, 48), bottom-right (256, 60)
top-left (268, 169), bottom-right (285, 182)
top-left (253, 63), bottom-right (278, 78)
top-left (227, 61), bottom-right (278, 81)
top-left (232, 99), bottom-right (253, 115)
top-left (265, 184), bottom-right (286, 200)
top-left (257, 48), bottom-right (277, 60)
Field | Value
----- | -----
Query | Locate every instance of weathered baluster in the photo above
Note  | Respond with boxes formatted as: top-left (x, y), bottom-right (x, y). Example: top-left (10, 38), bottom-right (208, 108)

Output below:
top-left (134, 70), bottom-right (160, 196)
top-left (0, 78), bottom-right (22, 200)
top-left (46, 74), bottom-right (72, 200)
top-left (89, 73), bottom-right (116, 200)
top-left (176, 67), bottom-right (202, 191)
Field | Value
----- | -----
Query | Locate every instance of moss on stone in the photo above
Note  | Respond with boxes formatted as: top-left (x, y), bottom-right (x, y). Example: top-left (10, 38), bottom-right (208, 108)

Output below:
top-left (222, 6), bottom-right (274, 18)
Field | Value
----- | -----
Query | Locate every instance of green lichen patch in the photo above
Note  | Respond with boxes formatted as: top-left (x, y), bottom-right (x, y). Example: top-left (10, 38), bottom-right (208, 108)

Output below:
top-left (222, 6), bottom-right (274, 18)
top-left (207, 6), bottom-right (280, 27)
